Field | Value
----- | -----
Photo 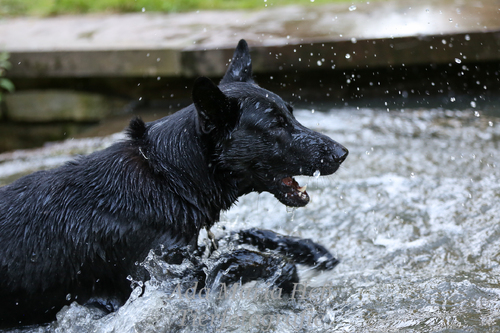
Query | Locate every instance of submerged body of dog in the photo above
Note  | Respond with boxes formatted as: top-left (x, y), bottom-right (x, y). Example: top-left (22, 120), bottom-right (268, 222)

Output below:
top-left (0, 40), bottom-right (348, 328)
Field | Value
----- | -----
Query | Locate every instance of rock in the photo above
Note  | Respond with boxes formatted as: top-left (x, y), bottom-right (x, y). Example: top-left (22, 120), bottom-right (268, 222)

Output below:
top-left (4, 90), bottom-right (128, 122)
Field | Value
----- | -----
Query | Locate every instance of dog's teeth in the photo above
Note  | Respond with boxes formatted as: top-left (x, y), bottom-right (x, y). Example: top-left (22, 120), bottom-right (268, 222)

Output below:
top-left (298, 185), bottom-right (307, 193)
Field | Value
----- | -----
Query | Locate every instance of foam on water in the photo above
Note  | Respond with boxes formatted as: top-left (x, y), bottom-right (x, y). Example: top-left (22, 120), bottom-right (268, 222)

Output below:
top-left (2, 108), bottom-right (500, 332)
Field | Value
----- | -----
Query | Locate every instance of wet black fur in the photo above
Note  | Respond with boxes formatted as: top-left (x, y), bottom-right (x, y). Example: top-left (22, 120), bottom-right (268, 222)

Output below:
top-left (0, 40), bottom-right (347, 328)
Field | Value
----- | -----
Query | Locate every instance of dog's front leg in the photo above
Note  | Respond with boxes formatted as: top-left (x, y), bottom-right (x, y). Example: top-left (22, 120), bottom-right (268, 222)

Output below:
top-left (233, 228), bottom-right (339, 270)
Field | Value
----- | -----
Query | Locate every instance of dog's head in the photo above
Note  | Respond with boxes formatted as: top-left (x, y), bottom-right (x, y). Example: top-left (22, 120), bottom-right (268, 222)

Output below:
top-left (193, 40), bottom-right (348, 207)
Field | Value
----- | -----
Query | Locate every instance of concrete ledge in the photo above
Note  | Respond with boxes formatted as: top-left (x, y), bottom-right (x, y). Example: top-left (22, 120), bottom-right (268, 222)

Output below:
top-left (10, 49), bottom-right (181, 78)
top-left (8, 31), bottom-right (500, 79)
top-left (4, 90), bottom-right (127, 122)
top-left (183, 31), bottom-right (500, 78)
top-left (2, 0), bottom-right (500, 79)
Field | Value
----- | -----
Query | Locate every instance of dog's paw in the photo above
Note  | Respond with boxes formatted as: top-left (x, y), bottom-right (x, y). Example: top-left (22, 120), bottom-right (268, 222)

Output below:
top-left (233, 228), bottom-right (339, 271)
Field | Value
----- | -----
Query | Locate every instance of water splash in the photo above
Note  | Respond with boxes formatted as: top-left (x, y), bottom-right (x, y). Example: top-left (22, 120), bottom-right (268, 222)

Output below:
top-left (5, 108), bottom-right (500, 332)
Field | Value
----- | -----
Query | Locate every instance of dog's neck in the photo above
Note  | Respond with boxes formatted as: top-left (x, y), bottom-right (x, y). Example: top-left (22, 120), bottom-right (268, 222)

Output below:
top-left (136, 109), bottom-right (240, 231)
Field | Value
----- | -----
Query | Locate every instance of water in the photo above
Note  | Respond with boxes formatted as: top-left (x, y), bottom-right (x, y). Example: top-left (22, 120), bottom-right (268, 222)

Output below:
top-left (1, 107), bottom-right (500, 332)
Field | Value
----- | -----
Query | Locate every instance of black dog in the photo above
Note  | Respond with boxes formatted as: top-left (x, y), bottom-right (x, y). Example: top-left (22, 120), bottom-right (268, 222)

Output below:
top-left (0, 40), bottom-right (347, 328)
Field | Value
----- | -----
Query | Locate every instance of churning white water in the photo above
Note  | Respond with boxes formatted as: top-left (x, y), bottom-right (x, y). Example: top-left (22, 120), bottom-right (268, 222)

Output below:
top-left (2, 107), bottom-right (500, 332)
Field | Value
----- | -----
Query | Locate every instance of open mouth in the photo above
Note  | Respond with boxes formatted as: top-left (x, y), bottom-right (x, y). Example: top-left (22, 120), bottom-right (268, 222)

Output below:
top-left (273, 176), bottom-right (310, 207)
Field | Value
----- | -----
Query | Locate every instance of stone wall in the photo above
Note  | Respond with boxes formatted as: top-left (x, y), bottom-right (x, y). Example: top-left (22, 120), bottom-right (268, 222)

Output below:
top-left (0, 90), bottom-right (128, 152)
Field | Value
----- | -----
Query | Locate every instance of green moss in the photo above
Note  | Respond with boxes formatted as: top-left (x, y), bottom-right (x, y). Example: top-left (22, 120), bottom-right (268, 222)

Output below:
top-left (1, 0), bottom-right (353, 17)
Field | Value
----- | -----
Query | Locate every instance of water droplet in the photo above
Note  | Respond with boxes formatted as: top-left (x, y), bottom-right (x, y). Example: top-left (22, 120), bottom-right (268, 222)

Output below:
top-left (313, 170), bottom-right (321, 178)
top-left (156, 58), bottom-right (161, 62)
top-left (127, 275), bottom-right (133, 281)
top-left (449, 18), bottom-right (453, 22)
top-left (345, 53), bottom-right (351, 59)
top-left (349, 5), bottom-right (357, 11)
top-left (474, 111), bottom-right (480, 117)
top-left (410, 172), bottom-right (415, 178)
top-left (157, 76), bottom-right (161, 81)
top-left (142, 7), bottom-right (145, 12)
top-left (489, 121), bottom-right (493, 127)
top-left (450, 97), bottom-right (456, 102)
top-left (470, 101), bottom-right (476, 108)
top-left (465, 34), bottom-right (470, 41)
top-left (351, 37), bottom-right (357, 44)
top-left (66, 294), bottom-right (72, 301)
top-left (317, 60), bottom-right (322, 66)
top-left (455, 58), bottom-right (462, 64)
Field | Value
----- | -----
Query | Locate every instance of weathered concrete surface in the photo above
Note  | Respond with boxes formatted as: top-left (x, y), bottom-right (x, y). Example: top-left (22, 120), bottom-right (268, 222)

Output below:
top-left (4, 90), bottom-right (128, 122)
top-left (1, 0), bottom-right (499, 78)
top-left (1, 0), bottom-right (499, 51)
top-left (9, 50), bottom-right (182, 78)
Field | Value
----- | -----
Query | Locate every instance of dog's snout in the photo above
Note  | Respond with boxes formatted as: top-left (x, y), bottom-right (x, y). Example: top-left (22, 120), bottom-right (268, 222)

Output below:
top-left (334, 145), bottom-right (349, 163)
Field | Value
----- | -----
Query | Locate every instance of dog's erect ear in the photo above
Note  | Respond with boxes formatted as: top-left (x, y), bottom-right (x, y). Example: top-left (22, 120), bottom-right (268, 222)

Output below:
top-left (220, 39), bottom-right (254, 84)
top-left (193, 77), bottom-right (238, 134)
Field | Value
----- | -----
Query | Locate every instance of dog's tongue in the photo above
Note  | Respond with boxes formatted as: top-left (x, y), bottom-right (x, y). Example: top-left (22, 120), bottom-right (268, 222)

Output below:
top-left (282, 177), bottom-right (307, 194)
top-left (277, 176), bottom-right (310, 207)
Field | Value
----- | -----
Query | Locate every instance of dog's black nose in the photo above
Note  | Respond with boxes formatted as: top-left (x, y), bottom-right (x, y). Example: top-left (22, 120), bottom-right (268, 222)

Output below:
top-left (334, 146), bottom-right (349, 163)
